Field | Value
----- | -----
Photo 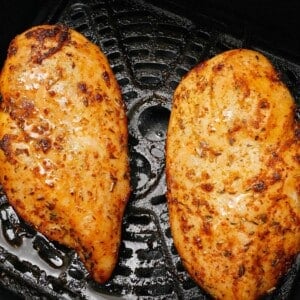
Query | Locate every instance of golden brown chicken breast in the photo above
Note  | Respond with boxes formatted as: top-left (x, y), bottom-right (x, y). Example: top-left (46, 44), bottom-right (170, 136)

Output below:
top-left (0, 24), bottom-right (130, 283)
top-left (166, 49), bottom-right (299, 299)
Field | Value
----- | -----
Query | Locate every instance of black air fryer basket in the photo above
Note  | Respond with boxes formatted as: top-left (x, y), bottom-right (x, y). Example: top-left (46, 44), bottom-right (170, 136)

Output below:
top-left (0, 0), bottom-right (299, 299)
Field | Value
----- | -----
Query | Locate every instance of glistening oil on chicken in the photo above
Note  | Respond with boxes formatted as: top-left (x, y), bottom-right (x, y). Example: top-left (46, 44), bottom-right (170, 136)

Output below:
top-left (0, 24), bottom-right (131, 284)
top-left (166, 49), bottom-right (300, 300)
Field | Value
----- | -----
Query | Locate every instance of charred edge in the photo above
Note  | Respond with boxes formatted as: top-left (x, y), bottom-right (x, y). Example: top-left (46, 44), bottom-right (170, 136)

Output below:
top-left (26, 25), bottom-right (70, 64)
top-left (0, 134), bottom-right (16, 164)
top-left (194, 61), bottom-right (207, 73)
top-left (6, 99), bottom-right (35, 123)
top-left (0, 134), bottom-right (12, 155)
top-left (8, 40), bottom-right (18, 57)
top-left (266, 70), bottom-right (281, 83)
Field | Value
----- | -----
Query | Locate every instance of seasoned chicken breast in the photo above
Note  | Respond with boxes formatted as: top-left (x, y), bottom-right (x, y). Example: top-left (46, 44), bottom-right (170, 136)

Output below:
top-left (0, 25), bottom-right (130, 283)
top-left (166, 49), bottom-right (299, 299)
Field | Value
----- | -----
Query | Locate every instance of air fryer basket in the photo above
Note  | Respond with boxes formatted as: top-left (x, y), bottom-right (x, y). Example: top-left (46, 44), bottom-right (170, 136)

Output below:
top-left (0, 0), bottom-right (299, 299)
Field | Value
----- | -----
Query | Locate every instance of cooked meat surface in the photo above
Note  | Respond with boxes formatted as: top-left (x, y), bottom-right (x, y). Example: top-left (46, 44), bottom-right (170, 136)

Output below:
top-left (166, 49), bottom-right (299, 299)
top-left (0, 25), bottom-right (130, 283)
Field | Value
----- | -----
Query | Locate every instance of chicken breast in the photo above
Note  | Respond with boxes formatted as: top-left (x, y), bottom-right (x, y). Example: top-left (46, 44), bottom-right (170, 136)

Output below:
top-left (0, 25), bottom-right (130, 283)
top-left (166, 49), bottom-right (299, 299)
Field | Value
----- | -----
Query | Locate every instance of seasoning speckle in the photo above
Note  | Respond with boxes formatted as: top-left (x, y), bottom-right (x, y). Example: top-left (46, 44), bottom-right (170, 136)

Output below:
top-left (200, 183), bottom-right (214, 192)
top-left (37, 138), bottom-right (52, 153)
top-left (102, 71), bottom-right (111, 87)
top-left (252, 180), bottom-right (266, 192)
top-left (77, 82), bottom-right (87, 93)
top-left (238, 264), bottom-right (245, 277)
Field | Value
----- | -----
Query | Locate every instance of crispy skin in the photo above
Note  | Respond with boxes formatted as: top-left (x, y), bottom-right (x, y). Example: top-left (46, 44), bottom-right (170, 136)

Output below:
top-left (166, 49), bottom-right (300, 299)
top-left (0, 25), bottom-right (130, 283)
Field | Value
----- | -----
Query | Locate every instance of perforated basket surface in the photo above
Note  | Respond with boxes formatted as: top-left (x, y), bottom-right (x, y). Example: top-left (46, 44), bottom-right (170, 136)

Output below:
top-left (0, 0), bottom-right (299, 299)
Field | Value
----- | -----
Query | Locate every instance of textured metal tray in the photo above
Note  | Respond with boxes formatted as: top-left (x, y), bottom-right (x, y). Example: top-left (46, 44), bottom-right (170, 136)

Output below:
top-left (0, 0), bottom-right (299, 299)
